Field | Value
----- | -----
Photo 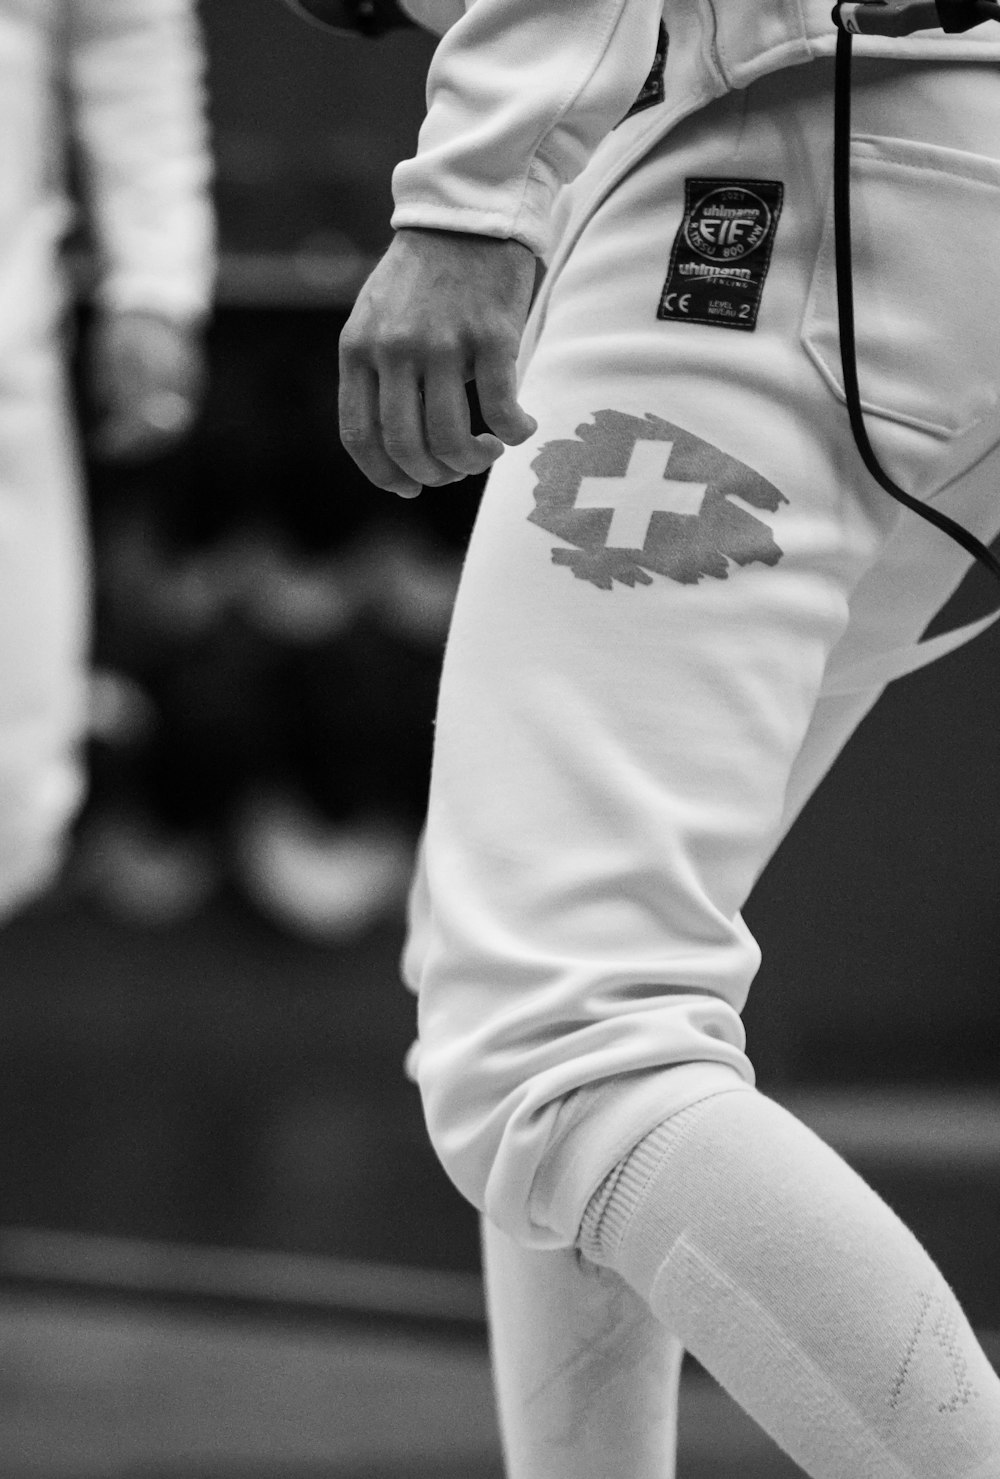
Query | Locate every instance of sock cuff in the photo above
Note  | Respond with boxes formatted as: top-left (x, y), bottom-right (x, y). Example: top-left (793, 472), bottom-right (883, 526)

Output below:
top-left (578, 1085), bottom-right (751, 1267)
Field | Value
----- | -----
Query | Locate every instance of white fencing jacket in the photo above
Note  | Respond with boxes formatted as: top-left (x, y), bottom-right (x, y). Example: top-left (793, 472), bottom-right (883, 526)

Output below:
top-left (0, 0), bottom-right (214, 361)
top-left (392, 0), bottom-right (1000, 257)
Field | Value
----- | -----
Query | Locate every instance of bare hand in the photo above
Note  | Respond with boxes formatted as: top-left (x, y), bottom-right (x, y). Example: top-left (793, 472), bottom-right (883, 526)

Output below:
top-left (88, 310), bottom-right (206, 463)
top-left (339, 228), bottom-right (538, 497)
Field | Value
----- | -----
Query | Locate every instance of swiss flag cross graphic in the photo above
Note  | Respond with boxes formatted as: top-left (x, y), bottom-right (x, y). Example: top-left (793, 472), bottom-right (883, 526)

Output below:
top-left (574, 440), bottom-right (709, 549)
top-left (528, 410), bottom-right (787, 590)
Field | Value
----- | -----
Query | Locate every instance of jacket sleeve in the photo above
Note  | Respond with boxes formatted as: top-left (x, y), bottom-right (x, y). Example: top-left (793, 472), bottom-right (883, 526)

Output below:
top-left (65, 0), bottom-right (216, 322)
top-left (390, 0), bottom-right (665, 257)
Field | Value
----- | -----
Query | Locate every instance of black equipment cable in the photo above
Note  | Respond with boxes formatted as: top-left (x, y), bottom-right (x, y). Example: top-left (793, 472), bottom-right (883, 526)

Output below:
top-left (832, 3), bottom-right (1000, 583)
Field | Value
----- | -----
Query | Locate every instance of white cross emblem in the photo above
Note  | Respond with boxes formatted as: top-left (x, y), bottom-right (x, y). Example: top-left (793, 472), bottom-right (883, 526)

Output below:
top-left (575, 440), bottom-right (708, 549)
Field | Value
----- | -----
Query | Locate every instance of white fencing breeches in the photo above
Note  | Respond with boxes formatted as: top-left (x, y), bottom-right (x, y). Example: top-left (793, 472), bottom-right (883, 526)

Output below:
top-left (401, 56), bottom-right (1000, 1257)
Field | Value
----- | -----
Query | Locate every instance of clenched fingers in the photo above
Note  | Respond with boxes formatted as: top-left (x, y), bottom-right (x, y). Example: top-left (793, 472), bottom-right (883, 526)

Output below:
top-left (339, 355), bottom-right (503, 496)
top-left (338, 359), bottom-right (414, 495)
top-left (378, 361), bottom-right (470, 490)
top-left (422, 362), bottom-right (503, 478)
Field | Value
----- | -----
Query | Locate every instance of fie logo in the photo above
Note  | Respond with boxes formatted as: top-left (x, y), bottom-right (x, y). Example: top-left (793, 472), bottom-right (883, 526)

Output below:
top-left (685, 186), bottom-right (773, 263)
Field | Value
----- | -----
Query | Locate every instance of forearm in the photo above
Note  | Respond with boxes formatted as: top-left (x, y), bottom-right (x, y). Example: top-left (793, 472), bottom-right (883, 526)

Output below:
top-left (66, 0), bottom-right (215, 322)
top-left (391, 0), bottom-right (666, 256)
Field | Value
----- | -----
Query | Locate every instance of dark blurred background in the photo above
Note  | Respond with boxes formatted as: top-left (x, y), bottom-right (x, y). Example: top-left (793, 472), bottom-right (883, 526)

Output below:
top-left (0, 3), bottom-right (997, 1475)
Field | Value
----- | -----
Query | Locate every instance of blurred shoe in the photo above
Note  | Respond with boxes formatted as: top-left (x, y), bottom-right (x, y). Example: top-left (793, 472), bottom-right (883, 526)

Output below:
top-left (87, 668), bottom-right (158, 747)
top-left (233, 790), bottom-right (416, 943)
top-left (343, 525), bottom-right (461, 645)
top-left (242, 542), bottom-right (355, 644)
top-left (74, 808), bottom-right (220, 927)
top-left (103, 513), bottom-right (231, 641)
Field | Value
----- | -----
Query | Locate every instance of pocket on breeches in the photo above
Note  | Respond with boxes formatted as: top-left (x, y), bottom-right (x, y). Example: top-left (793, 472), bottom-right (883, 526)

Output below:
top-left (800, 134), bottom-right (1000, 497)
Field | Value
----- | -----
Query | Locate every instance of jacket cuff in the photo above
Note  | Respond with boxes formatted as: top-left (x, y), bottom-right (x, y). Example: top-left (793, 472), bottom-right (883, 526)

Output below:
top-left (390, 157), bottom-right (558, 257)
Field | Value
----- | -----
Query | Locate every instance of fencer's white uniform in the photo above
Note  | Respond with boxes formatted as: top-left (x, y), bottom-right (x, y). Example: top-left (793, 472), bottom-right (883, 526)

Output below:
top-left (393, 0), bottom-right (1000, 1248)
top-left (0, 0), bottom-right (213, 914)
top-left (385, 6), bottom-right (1000, 1476)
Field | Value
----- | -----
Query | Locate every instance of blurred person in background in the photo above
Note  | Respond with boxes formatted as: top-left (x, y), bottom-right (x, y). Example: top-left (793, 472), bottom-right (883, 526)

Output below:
top-left (0, 0), bottom-right (213, 917)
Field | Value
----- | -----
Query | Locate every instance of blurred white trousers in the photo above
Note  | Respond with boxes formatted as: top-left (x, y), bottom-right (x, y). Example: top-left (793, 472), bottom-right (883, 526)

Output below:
top-left (401, 54), bottom-right (1000, 1477)
top-left (0, 336), bottom-right (90, 917)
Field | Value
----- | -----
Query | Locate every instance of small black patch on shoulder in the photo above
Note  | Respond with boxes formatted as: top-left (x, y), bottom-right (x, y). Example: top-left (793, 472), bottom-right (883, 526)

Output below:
top-left (618, 21), bottom-right (668, 126)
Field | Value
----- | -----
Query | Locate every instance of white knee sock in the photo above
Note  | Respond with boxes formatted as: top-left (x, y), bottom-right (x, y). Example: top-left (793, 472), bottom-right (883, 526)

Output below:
top-left (481, 1215), bottom-right (685, 1479)
top-left (577, 1086), bottom-right (1000, 1479)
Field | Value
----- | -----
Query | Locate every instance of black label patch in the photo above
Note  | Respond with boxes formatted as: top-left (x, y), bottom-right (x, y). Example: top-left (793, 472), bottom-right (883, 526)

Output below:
top-left (658, 178), bottom-right (784, 332)
top-left (617, 21), bottom-right (668, 125)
